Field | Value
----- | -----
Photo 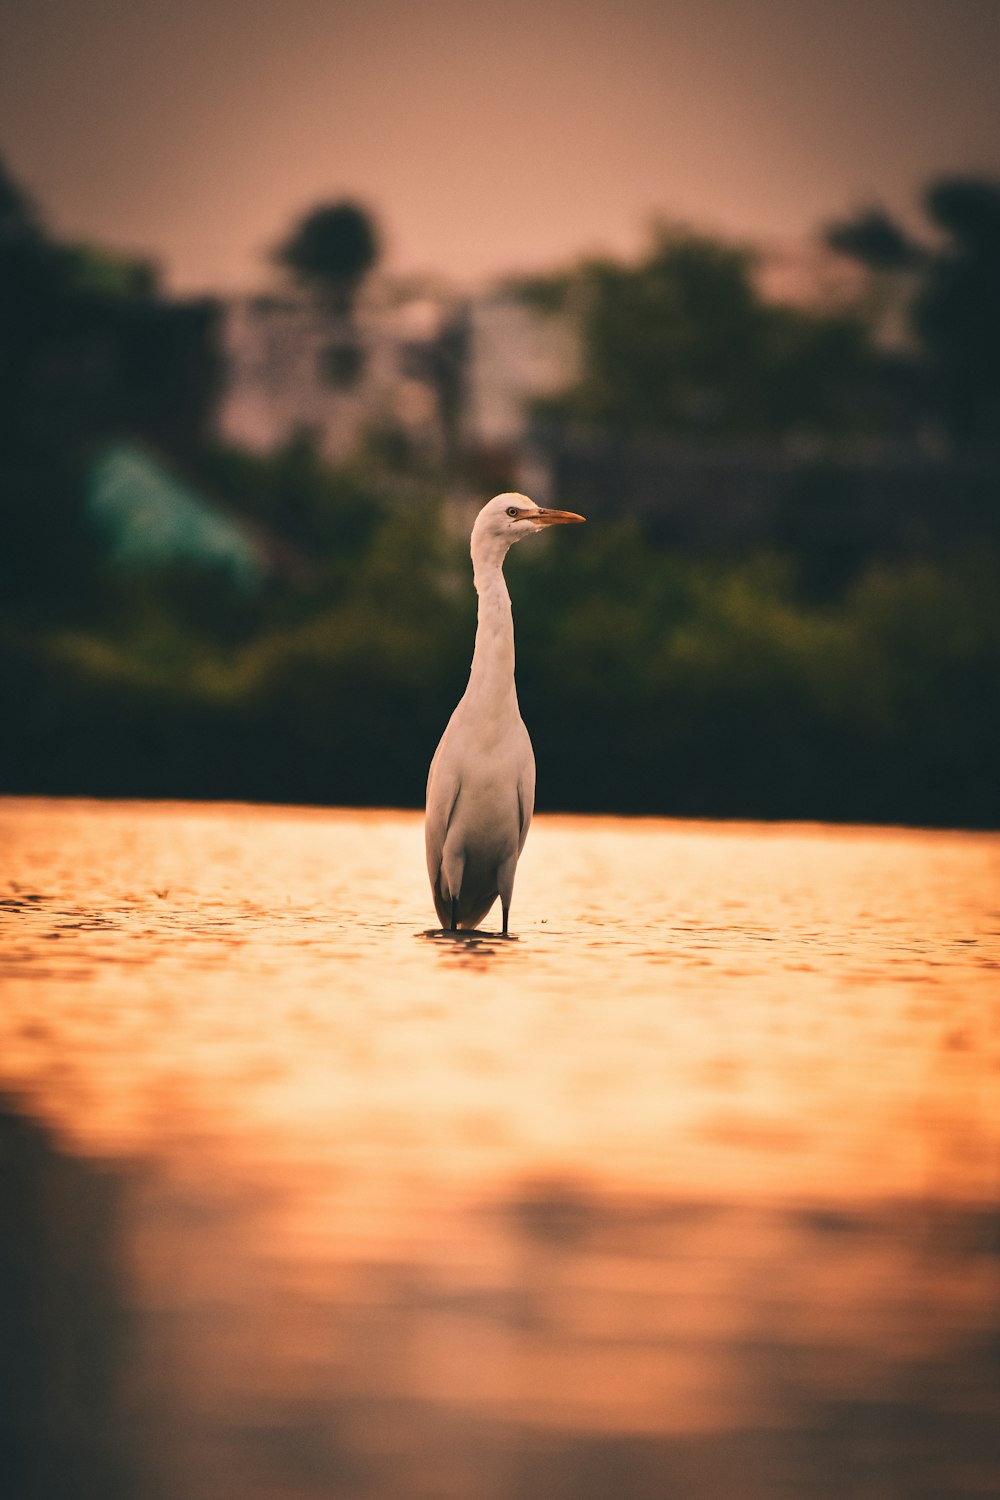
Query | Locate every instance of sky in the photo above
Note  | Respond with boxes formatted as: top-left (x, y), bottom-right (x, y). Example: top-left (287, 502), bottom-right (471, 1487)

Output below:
top-left (1, 0), bottom-right (998, 296)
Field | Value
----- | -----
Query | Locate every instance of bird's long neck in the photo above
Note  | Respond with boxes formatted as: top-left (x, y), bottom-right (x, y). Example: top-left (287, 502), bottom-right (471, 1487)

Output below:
top-left (468, 550), bottom-right (517, 707)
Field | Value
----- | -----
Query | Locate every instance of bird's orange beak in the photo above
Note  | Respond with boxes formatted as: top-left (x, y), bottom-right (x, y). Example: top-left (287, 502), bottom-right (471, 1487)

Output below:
top-left (527, 507), bottom-right (585, 526)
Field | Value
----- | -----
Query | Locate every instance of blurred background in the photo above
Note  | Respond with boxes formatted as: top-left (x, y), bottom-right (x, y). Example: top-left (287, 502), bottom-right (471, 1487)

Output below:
top-left (2, 0), bottom-right (999, 826)
top-left (3, 10), bottom-right (1000, 1499)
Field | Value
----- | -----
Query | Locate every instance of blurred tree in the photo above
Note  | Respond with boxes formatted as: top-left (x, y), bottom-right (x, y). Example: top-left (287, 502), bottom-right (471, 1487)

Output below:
top-left (195, 430), bottom-right (389, 563)
top-left (0, 161), bottom-right (43, 246)
top-left (0, 156), bottom-right (222, 624)
top-left (826, 175), bottom-right (1000, 446)
top-left (531, 227), bottom-right (872, 441)
top-left (274, 200), bottom-right (380, 314)
top-left (825, 208), bottom-right (925, 272)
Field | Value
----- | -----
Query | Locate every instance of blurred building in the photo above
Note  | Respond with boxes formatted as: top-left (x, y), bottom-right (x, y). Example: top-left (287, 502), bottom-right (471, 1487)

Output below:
top-left (215, 288), bottom-right (580, 488)
top-left (460, 291), bottom-right (580, 475)
top-left (216, 293), bottom-right (461, 465)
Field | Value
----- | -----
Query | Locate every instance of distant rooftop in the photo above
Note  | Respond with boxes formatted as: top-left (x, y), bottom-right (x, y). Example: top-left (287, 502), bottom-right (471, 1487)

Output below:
top-left (88, 444), bottom-right (265, 586)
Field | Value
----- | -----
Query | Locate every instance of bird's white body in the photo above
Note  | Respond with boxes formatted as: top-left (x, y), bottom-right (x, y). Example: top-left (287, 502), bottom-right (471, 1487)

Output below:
top-left (425, 492), bottom-right (583, 933)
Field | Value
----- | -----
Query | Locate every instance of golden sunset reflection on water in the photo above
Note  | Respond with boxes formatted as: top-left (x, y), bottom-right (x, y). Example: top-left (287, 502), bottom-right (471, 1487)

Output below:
top-left (1, 797), bottom-right (998, 1499)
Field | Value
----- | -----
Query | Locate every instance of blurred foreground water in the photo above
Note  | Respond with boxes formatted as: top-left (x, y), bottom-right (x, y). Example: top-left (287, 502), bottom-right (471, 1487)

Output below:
top-left (1, 797), bottom-right (998, 1500)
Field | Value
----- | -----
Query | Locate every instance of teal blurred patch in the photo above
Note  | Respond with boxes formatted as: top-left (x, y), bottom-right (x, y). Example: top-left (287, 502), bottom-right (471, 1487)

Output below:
top-left (88, 445), bottom-right (264, 587)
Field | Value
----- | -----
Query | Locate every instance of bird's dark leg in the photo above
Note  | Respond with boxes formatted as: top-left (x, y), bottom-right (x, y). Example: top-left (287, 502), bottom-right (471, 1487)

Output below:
top-left (450, 896), bottom-right (458, 932)
top-left (498, 856), bottom-right (517, 939)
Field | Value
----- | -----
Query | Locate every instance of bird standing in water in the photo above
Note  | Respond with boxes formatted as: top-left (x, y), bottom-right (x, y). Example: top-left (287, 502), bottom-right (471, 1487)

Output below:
top-left (425, 492), bottom-right (584, 935)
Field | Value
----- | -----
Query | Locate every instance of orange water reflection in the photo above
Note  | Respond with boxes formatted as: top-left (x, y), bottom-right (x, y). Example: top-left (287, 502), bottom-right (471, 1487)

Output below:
top-left (1, 798), bottom-right (998, 1498)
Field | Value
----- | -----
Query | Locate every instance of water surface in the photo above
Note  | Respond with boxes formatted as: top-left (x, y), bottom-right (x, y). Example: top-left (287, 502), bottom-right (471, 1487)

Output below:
top-left (1, 798), bottom-right (998, 1499)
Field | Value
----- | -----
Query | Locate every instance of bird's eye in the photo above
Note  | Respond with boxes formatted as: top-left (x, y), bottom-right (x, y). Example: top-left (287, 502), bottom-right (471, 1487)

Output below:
top-left (506, 507), bottom-right (519, 518)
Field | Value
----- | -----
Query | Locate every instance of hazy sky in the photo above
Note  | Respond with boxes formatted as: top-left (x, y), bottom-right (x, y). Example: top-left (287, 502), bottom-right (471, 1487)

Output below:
top-left (2, 0), bottom-right (998, 294)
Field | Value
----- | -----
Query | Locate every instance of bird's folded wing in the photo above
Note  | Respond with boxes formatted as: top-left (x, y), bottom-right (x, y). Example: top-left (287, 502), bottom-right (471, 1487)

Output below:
top-left (425, 754), bottom-right (462, 882)
top-left (516, 762), bottom-right (535, 854)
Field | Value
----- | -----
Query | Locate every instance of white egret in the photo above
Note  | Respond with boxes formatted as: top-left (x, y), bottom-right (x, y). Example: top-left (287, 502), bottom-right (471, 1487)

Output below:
top-left (425, 492), bottom-right (585, 935)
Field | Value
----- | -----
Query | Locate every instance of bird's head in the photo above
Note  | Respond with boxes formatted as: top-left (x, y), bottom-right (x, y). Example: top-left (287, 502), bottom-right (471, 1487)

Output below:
top-left (471, 492), bottom-right (585, 563)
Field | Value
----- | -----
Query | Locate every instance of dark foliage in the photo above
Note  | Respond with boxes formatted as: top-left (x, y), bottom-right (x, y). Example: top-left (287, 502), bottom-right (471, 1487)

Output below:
top-left (529, 229), bottom-right (874, 441)
top-left (826, 175), bottom-right (1000, 446)
top-left (0, 158), bottom-right (222, 627)
top-left (274, 200), bottom-right (380, 312)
